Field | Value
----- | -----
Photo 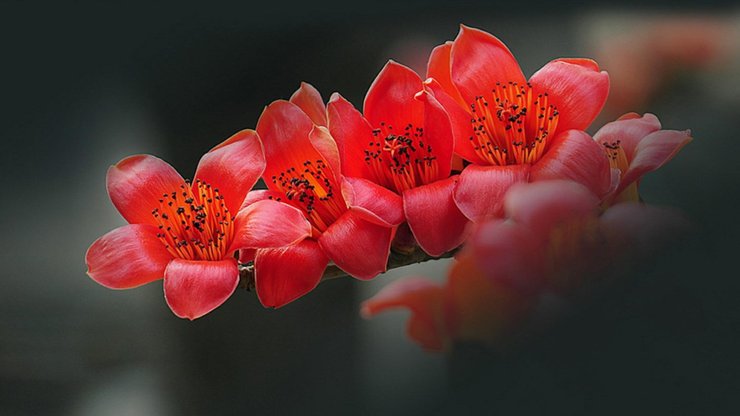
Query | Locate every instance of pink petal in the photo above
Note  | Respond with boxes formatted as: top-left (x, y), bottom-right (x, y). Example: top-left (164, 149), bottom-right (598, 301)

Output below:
top-left (593, 113), bottom-right (662, 159)
top-left (326, 92), bottom-right (377, 179)
top-left (364, 60), bottom-right (425, 131)
top-left (619, 129), bottom-right (692, 194)
top-left (341, 176), bottom-right (404, 227)
top-left (529, 58), bottom-right (610, 132)
top-left (194, 129), bottom-right (266, 213)
top-left (254, 239), bottom-right (328, 308)
top-left (107, 155), bottom-right (186, 226)
top-left (453, 164), bottom-right (529, 222)
top-left (600, 202), bottom-right (690, 257)
top-left (361, 276), bottom-right (446, 352)
top-left (318, 210), bottom-right (393, 280)
top-left (289, 82), bottom-right (327, 127)
top-left (504, 180), bottom-right (599, 235)
top-left (531, 130), bottom-right (613, 198)
top-left (229, 200), bottom-right (312, 252)
top-left (163, 258), bottom-right (239, 320)
top-left (86, 224), bottom-right (173, 289)
top-left (426, 41), bottom-right (466, 107)
top-left (403, 176), bottom-right (470, 256)
top-left (450, 25), bottom-right (525, 105)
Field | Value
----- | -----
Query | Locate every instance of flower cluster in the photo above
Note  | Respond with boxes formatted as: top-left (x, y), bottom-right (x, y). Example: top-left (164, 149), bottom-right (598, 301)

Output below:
top-left (86, 25), bottom-right (691, 321)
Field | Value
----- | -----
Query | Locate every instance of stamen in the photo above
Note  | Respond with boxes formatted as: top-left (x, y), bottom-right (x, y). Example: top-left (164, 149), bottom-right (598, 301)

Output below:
top-left (469, 82), bottom-right (559, 166)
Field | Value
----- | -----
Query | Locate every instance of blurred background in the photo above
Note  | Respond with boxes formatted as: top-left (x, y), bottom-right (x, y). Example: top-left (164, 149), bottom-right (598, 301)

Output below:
top-left (1, 1), bottom-right (739, 414)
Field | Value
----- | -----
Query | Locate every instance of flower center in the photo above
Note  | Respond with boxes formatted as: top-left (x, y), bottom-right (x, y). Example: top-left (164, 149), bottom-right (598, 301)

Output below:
top-left (270, 159), bottom-right (347, 233)
top-left (602, 140), bottom-right (629, 173)
top-left (469, 82), bottom-right (559, 166)
top-left (152, 179), bottom-right (234, 261)
top-left (364, 122), bottom-right (438, 193)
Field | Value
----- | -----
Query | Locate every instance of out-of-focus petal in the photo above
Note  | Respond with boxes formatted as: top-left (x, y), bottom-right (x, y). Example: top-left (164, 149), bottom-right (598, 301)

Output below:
top-left (529, 58), bottom-right (610, 132)
top-left (453, 164), bottom-right (529, 222)
top-left (86, 224), bottom-right (173, 289)
top-left (594, 113), bottom-right (662, 159)
top-left (364, 60), bottom-right (425, 131)
top-left (404, 176), bottom-right (470, 256)
top-left (107, 155), bottom-right (186, 226)
top-left (289, 82), bottom-right (327, 127)
top-left (327, 92), bottom-right (377, 179)
top-left (361, 276), bottom-right (446, 352)
top-left (450, 25), bottom-right (525, 105)
top-left (229, 200), bottom-right (311, 252)
top-left (600, 202), bottom-right (690, 258)
top-left (619, 129), bottom-right (693, 194)
top-left (341, 177), bottom-right (404, 227)
top-left (531, 130), bottom-right (612, 198)
top-left (194, 129), bottom-right (266, 212)
top-left (254, 239), bottom-right (328, 308)
top-left (163, 258), bottom-right (239, 320)
top-left (318, 210), bottom-right (393, 280)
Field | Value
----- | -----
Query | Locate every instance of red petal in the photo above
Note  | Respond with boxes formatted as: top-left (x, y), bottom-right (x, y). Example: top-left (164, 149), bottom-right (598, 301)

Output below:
top-left (361, 276), bottom-right (446, 352)
top-left (254, 239), bottom-right (328, 308)
top-left (318, 210), bottom-right (393, 280)
top-left (416, 87), bottom-right (454, 178)
top-left (327, 92), bottom-right (377, 179)
top-left (403, 176), bottom-right (470, 256)
top-left (594, 113), bottom-right (662, 159)
top-left (529, 58), bottom-right (610, 133)
top-left (453, 164), bottom-right (529, 222)
top-left (86, 224), bottom-right (173, 289)
top-left (163, 258), bottom-right (239, 320)
top-left (426, 41), bottom-right (466, 107)
top-left (504, 180), bottom-right (599, 236)
top-left (423, 78), bottom-right (486, 165)
top-left (289, 82), bottom-right (327, 127)
top-left (107, 155), bottom-right (186, 226)
top-left (341, 176), bottom-right (404, 227)
top-left (364, 60), bottom-right (425, 131)
top-left (194, 129), bottom-right (266, 213)
top-left (620, 129), bottom-right (692, 194)
top-left (308, 125), bottom-right (342, 180)
top-left (239, 189), bottom-right (288, 211)
top-left (229, 200), bottom-right (311, 252)
top-left (450, 25), bottom-right (525, 105)
top-left (531, 130), bottom-right (612, 198)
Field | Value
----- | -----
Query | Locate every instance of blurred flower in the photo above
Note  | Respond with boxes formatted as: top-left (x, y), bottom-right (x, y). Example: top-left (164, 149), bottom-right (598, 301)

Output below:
top-left (327, 61), bottom-right (468, 256)
top-left (246, 84), bottom-right (404, 308)
top-left (595, 113), bottom-right (692, 204)
top-left (86, 131), bottom-right (311, 319)
top-left (425, 25), bottom-right (612, 221)
top-left (363, 180), bottom-right (688, 351)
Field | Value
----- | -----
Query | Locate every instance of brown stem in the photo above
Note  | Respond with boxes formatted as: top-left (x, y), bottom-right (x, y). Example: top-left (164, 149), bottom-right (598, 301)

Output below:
top-left (238, 248), bottom-right (456, 291)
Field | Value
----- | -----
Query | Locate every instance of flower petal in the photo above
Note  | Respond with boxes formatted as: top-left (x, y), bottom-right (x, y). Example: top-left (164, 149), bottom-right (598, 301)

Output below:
top-left (600, 202), bottom-right (690, 258)
top-left (404, 176), bottom-right (470, 256)
top-left (318, 210), bottom-right (393, 280)
top-left (531, 130), bottom-right (612, 198)
top-left (529, 58), bottom-right (610, 132)
top-left (308, 125), bottom-right (342, 179)
top-left (289, 82), bottom-right (327, 127)
top-left (229, 200), bottom-right (312, 252)
top-left (327, 92), bottom-right (377, 179)
top-left (453, 164), bottom-right (529, 222)
top-left (107, 155), bottom-right (186, 226)
top-left (254, 239), bottom-right (328, 308)
top-left (423, 78), bottom-right (487, 165)
top-left (341, 176), bottom-right (404, 227)
top-left (239, 189), bottom-right (288, 211)
top-left (361, 276), bottom-right (446, 352)
top-left (619, 129), bottom-right (692, 193)
top-left (450, 25), bottom-right (525, 105)
top-left (86, 224), bottom-right (173, 289)
top-left (593, 113), bottom-right (662, 159)
top-left (364, 60), bottom-right (425, 131)
top-left (426, 41), bottom-right (466, 107)
top-left (194, 129), bottom-right (266, 213)
top-left (163, 258), bottom-right (239, 320)
top-left (416, 87), bottom-right (454, 178)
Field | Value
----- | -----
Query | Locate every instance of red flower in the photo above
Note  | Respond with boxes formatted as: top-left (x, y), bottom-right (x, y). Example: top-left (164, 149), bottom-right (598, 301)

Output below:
top-left (247, 84), bottom-right (404, 308)
top-left (326, 61), bottom-right (468, 256)
top-left (595, 112), bottom-right (692, 204)
top-left (86, 131), bottom-right (311, 319)
top-left (426, 25), bottom-right (613, 221)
